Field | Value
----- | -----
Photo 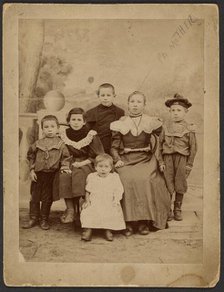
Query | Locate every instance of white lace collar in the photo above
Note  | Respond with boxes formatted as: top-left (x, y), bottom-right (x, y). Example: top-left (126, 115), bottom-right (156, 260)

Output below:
top-left (110, 114), bottom-right (162, 136)
top-left (60, 129), bottom-right (97, 150)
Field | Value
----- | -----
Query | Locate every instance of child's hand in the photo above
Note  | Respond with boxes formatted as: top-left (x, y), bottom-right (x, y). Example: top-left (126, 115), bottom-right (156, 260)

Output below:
top-left (72, 162), bottom-right (83, 168)
top-left (115, 160), bottom-right (124, 168)
top-left (159, 164), bottom-right (166, 172)
top-left (186, 166), bottom-right (192, 178)
top-left (61, 169), bottom-right (72, 174)
top-left (30, 169), bottom-right (37, 182)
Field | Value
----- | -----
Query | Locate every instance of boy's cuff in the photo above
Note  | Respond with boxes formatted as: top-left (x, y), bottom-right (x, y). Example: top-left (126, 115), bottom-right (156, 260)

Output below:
top-left (61, 166), bottom-right (69, 170)
top-left (186, 165), bottom-right (193, 170)
top-left (88, 157), bottom-right (94, 163)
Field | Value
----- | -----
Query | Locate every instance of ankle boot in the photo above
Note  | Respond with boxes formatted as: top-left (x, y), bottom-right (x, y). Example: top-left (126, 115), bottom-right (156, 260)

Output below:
top-left (40, 218), bottom-right (50, 230)
top-left (138, 221), bottom-right (150, 235)
top-left (22, 217), bottom-right (38, 229)
top-left (22, 202), bottom-right (40, 229)
top-left (40, 202), bottom-right (52, 230)
top-left (105, 230), bottom-right (113, 241)
top-left (174, 193), bottom-right (184, 221)
top-left (174, 202), bottom-right (183, 221)
top-left (81, 228), bottom-right (92, 241)
top-left (123, 223), bottom-right (134, 237)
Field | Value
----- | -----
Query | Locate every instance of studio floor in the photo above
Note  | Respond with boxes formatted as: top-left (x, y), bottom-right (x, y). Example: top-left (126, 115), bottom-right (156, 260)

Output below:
top-left (19, 183), bottom-right (203, 264)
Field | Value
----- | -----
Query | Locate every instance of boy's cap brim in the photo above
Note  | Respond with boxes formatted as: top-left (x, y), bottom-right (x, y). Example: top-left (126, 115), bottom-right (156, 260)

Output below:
top-left (165, 98), bottom-right (192, 108)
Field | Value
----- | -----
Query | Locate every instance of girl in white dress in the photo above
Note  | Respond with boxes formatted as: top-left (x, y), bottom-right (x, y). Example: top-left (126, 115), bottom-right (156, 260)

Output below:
top-left (80, 154), bottom-right (125, 241)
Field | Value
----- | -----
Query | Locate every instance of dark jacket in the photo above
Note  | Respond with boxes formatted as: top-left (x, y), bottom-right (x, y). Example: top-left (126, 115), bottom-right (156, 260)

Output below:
top-left (86, 104), bottom-right (124, 153)
top-left (27, 137), bottom-right (70, 172)
top-left (159, 119), bottom-right (197, 168)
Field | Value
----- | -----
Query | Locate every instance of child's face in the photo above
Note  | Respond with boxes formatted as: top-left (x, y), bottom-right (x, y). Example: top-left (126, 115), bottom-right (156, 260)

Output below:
top-left (128, 93), bottom-right (145, 115)
top-left (69, 114), bottom-right (85, 130)
top-left (98, 87), bottom-right (115, 107)
top-left (170, 104), bottom-right (187, 122)
top-left (42, 120), bottom-right (59, 138)
top-left (95, 160), bottom-right (112, 177)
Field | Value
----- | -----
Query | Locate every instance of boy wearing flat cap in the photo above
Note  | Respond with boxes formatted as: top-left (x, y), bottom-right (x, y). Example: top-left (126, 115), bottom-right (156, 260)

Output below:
top-left (158, 93), bottom-right (197, 221)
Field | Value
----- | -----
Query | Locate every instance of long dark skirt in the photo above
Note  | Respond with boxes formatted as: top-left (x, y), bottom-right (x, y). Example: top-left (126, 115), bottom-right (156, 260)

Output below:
top-left (117, 155), bottom-right (170, 229)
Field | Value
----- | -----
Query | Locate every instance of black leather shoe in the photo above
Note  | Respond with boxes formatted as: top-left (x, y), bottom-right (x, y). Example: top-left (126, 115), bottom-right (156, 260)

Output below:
top-left (174, 210), bottom-right (183, 221)
top-left (81, 228), bottom-right (92, 241)
top-left (40, 219), bottom-right (50, 230)
top-left (167, 209), bottom-right (173, 221)
top-left (138, 224), bottom-right (150, 235)
top-left (22, 218), bottom-right (38, 229)
top-left (105, 230), bottom-right (113, 241)
top-left (149, 225), bottom-right (159, 232)
top-left (123, 225), bottom-right (134, 237)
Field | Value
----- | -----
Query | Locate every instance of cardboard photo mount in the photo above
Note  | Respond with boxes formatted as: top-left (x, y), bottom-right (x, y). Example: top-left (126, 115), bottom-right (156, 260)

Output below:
top-left (3, 3), bottom-right (220, 287)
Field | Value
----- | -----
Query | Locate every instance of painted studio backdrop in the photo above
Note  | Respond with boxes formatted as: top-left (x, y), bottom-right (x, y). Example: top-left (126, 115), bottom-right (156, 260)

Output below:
top-left (19, 18), bottom-right (203, 185)
top-left (19, 18), bottom-right (204, 263)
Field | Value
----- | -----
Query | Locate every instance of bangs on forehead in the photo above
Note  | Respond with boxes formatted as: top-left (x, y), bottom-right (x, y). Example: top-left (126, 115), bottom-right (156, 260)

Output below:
top-left (66, 107), bottom-right (86, 123)
top-left (70, 113), bottom-right (84, 118)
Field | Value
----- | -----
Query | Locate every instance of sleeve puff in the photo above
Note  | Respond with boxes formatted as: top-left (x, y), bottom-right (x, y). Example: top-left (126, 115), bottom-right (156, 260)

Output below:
top-left (146, 117), bottom-right (163, 134)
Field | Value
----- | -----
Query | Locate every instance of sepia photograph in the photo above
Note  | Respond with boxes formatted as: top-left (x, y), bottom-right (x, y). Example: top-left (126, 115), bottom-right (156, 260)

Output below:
top-left (3, 4), bottom-right (219, 287)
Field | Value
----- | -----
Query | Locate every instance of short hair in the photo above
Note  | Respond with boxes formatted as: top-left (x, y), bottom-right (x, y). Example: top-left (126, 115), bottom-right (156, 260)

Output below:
top-left (41, 115), bottom-right (59, 129)
top-left (94, 154), bottom-right (114, 168)
top-left (128, 91), bottom-right (146, 104)
top-left (97, 83), bottom-right (115, 96)
top-left (66, 107), bottom-right (86, 124)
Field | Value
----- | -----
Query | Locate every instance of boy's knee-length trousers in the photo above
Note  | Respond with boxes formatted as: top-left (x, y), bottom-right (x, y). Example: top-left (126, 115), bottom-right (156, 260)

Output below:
top-left (163, 153), bottom-right (187, 195)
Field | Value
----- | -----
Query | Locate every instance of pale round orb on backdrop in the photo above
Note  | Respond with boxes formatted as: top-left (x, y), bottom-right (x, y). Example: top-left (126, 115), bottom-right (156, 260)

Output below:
top-left (43, 90), bottom-right (65, 112)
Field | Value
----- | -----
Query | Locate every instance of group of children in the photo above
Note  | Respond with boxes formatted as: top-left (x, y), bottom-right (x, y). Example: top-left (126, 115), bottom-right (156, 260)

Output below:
top-left (22, 83), bottom-right (197, 242)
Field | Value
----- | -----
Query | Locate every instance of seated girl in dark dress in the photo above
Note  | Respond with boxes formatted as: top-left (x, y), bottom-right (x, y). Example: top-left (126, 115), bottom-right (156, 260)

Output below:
top-left (59, 108), bottom-right (104, 225)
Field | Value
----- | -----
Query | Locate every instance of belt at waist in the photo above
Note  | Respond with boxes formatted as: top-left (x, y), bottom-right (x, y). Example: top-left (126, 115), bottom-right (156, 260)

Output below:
top-left (123, 146), bottom-right (151, 153)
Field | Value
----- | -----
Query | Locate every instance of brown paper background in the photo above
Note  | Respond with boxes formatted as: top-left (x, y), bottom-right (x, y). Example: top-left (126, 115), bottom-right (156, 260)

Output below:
top-left (3, 4), bottom-right (219, 287)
